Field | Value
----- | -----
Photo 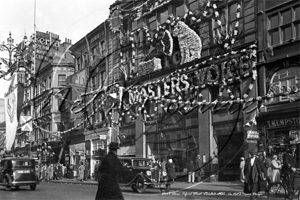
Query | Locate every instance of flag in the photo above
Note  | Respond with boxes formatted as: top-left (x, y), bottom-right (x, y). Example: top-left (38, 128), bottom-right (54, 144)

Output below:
top-left (4, 74), bottom-right (19, 150)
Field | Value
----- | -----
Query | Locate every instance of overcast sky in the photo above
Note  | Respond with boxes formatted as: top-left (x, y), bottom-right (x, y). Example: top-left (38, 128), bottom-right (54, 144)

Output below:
top-left (0, 0), bottom-right (114, 99)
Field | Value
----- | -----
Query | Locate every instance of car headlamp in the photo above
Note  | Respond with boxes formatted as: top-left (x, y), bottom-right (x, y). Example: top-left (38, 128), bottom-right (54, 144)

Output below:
top-left (146, 170), bottom-right (151, 176)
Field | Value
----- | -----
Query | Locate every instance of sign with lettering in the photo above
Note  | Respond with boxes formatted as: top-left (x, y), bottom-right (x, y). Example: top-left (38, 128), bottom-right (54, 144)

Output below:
top-left (247, 130), bottom-right (259, 140)
top-left (267, 117), bottom-right (300, 128)
top-left (35, 31), bottom-right (60, 62)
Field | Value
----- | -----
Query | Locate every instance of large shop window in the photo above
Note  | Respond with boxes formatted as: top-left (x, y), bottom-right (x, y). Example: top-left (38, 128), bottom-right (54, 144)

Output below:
top-left (269, 67), bottom-right (300, 103)
top-left (268, 5), bottom-right (300, 46)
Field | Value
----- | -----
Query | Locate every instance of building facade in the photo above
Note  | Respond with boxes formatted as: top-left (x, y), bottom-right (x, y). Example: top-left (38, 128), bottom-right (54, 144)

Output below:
top-left (256, 0), bottom-right (300, 159)
top-left (105, 0), bottom-right (258, 181)
top-left (68, 20), bottom-right (120, 176)
top-left (19, 31), bottom-right (74, 163)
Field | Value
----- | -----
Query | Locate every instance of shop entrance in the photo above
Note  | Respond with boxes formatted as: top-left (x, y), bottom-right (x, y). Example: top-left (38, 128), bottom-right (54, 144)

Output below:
top-left (218, 133), bottom-right (244, 181)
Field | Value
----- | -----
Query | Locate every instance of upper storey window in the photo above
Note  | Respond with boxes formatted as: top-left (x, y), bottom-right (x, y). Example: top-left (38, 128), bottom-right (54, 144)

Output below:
top-left (268, 67), bottom-right (300, 103)
top-left (268, 5), bottom-right (300, 46)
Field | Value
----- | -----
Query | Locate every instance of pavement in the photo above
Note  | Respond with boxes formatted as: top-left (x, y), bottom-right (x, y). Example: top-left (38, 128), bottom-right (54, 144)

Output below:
top-left (46, 178), bottom-right (246, 193)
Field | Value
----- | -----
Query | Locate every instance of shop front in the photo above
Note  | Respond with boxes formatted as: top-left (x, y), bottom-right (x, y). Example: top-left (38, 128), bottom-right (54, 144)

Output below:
top-left (258, 112), bottom-right (300, 158)
top-left (213, 120), bottom-right (244, 181)
top-left (119, 125), bottom-right (136, 156)
top-left (84, 128), bottom-right (109, 179)
top-left (145, 111), bottom-right (199, 177)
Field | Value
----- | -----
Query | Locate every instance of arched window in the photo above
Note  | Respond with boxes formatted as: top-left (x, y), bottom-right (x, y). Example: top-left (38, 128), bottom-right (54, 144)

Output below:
top-left (268, 66), bottom-right (300, 103)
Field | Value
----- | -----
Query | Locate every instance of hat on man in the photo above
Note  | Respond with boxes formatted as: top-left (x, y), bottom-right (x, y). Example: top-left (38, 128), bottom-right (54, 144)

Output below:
top-left (249, 150), bottom-right (257, 155)
top-left (240, 157), bottom-right (245, 161)
top-left (289, 144), bottom-right (297, 149)
top-left (109, 142), bottom-right (120, 151)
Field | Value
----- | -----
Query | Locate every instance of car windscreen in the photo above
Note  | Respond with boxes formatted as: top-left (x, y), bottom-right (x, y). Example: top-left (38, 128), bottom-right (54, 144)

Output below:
top-left (12, 160), bottom-right (35, 168)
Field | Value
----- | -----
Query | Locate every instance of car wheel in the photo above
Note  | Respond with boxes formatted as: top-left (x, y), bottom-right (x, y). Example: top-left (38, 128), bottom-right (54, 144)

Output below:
top-left (160, 184), bottom-right (170, 193)
top-left (135, 176), bottom-right (146, 193)
top-left (4, 177), bottom-right (12, 191)
top-left (30, 184), bottom-right (36, 190)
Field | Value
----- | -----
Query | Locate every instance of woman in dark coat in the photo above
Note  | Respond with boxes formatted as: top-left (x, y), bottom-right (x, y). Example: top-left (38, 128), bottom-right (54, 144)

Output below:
top-left (166, 158), bottom-right (176, 182)
top-left (95, 142), bottom-right (124, 200)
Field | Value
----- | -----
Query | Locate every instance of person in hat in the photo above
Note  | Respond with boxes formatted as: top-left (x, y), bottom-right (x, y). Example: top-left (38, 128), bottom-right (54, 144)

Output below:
top-left (244, 150), bottom-right (266, 200)
top-left (240, 157), bottom-right (245, 183)
top-left (95, 142), bottom-right (124, 200)
top-left (282, 144), bottom-right (298, 198)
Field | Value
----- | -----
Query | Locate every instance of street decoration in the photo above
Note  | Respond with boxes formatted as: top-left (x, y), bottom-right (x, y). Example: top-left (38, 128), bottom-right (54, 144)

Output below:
top-left (173, 21), bottom-right (202, 64)
top-left (3, 0), bottom-right (300, 141)
top-left (108, 4), bottom-right (123, 33)
top-left (4, 74), bottom-right (22, 150)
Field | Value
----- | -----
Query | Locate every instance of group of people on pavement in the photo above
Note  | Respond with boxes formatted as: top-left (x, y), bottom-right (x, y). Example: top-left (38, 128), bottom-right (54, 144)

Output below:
top-left (187, 154), bottom-right (205, 183)
top-left (37, 163), bottom-right (66, 181)
top-left (147, 157), bottom-right (177, 183)
top-left (240, 144), bottom-right (299, 200)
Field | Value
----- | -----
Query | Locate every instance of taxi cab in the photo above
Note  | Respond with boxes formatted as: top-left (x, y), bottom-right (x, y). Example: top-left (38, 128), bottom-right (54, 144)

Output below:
top-left (118, 157), bottom-right (172, 193)
top-left (0, 156), bottom-right (39, 191)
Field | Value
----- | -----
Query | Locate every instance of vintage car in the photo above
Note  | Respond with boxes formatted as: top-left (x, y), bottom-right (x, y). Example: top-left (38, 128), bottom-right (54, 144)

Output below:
top-left (118, 157), bottom-right (172, 193)
top-left (0, 157), bottom-right (39, 191)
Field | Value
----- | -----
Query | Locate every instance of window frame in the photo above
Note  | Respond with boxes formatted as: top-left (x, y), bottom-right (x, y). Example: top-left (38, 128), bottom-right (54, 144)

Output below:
top-left (267, 5), bottom-right (300, 46)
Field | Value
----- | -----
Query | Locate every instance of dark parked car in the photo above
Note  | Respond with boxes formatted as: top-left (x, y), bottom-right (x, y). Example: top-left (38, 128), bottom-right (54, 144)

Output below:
top-left (0, 157), bottom-right (39, 191)
top-left (118, 157), bottom-right (171, 193)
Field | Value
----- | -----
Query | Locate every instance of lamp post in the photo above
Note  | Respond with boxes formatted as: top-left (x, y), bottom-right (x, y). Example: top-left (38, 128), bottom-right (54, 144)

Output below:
top-left (0, 32), bottom-right (18, 66)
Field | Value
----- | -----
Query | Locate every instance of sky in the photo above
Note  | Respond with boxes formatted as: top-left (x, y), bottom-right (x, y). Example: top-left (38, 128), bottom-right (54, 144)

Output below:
top-left (0, 0), bottom-right (114, 99)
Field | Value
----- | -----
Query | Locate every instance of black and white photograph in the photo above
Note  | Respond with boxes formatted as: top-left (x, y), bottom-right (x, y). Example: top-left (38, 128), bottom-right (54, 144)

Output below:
top-left (0, 0), bottom-right (299, 200)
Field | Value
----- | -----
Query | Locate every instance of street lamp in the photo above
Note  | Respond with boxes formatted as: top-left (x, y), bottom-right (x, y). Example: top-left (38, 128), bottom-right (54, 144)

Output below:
top-left (0, 32), bottom-right (30, 79)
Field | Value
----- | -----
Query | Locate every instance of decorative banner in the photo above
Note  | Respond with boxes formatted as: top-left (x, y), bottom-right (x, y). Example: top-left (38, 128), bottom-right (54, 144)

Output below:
top-left (20, 115), bottom-right (32, 132)
top-left (5, 74), bottom-right (19, 151)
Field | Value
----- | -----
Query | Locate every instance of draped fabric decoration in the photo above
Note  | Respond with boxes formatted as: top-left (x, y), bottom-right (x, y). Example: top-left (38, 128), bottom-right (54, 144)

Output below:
top-left (5, 74), bottom-right (19, 150)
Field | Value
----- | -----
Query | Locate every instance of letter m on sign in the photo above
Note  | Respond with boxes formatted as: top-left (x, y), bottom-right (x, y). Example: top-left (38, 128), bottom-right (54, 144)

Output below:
top-left (20, 116), bottom-right (32, 131)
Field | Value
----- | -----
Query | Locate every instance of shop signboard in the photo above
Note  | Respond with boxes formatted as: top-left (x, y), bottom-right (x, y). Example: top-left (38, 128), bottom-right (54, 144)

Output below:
top-left (247, 130), bottom-right (259, 140)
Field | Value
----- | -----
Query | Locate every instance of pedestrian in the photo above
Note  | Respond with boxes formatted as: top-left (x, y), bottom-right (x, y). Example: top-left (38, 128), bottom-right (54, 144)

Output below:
top-left (50, 164), bottom-right (54, 180)
top-left (166, 158), bottom-right (176, 183)
top-left (150, 157), bottom-right (160, 182)
top-left (187, 159), bottom-right (195, 183)
top-left (270, 154), bottom-right (281, 183)
top-left (194, 154), bottom-right (204, 182)
top-left (161, 159), bottom-right (167, 178)
top-left (47, 164), bottom-right (51, 180)
top-left (257, 150), bottom-right (268, 192)
top-left (94, 161), bottom-right (100, 181)
top-left (78, 162), bottom-right (85, 182)
top-left (53, 163), bottom-right (58, 180)
top-left (95, 142), bottom-right (124, 200)
top-left (58, 163), bottom-right (63, 180)
top-left (282, 144), bottom-right (298, 198)
top-left (240, 157), bottom-right (245, 183)
top-left (36, 164), bottom-right (41, 181)
top-left (265, 153), bottom-right (272, 181)
top-left (41, 164), bottom-right (46, 181)
top-left (244, 150), bottom-right (266, 200)
top-left (84, 160), bottom-right (89, 181)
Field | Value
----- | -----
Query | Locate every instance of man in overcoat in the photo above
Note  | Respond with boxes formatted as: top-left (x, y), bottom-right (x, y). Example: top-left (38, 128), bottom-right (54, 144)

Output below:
top-left (244, 150), bottom-right (265, 200)
top-left (282, 144), bottom-right (298, 198)
top-left (166, 158), bottom-right (176, 183)
top-left (95, 142), bottom-right (124, 200)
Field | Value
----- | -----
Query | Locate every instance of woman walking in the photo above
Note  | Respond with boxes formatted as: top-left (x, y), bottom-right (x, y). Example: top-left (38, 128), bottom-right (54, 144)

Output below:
top-left (271, 154), bottom-right (282, 183)
top-left (78, 162), bottom-right (85, 182)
